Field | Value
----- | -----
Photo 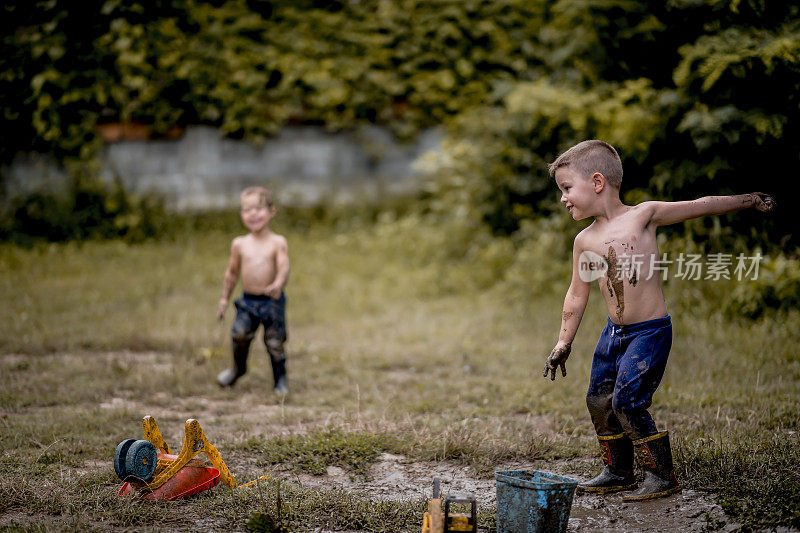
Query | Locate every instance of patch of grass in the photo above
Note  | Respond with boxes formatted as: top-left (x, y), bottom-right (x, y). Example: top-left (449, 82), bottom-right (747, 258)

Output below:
top-left (0, 525), bottom-right (50, 533)
top-left (676, 430), bottom-right (800, 530)
top-left (240, 422), bottom-right (585, 481)
top-left (384, 418), bottom-right (586, 477)
top-left (236, 478), bottom-right (497, 533)
top-left (0, 464), bottom-right (175, 527)
top-left (241, 479), bottom-right (426, 532)
top-left (243, 429), bottom-right (386, 477)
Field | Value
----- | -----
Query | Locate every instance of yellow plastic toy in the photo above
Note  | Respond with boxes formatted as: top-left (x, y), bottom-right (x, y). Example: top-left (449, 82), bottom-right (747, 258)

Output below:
top-left (145, 416), bottom-right (235, 490)
top-left (421, 478), bottom-right (477, 533)
top-left (116, 415), bottom-right (268, 500)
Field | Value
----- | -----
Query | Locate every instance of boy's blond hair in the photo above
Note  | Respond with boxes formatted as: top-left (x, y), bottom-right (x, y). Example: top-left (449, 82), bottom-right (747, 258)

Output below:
top-left (241, 186), bottom-right (274, 207)
top-left (548, 140), bottom-right (623, 188)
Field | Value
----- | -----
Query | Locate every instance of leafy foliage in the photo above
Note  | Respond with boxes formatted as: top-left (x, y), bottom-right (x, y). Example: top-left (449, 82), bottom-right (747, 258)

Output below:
top-left (0, 175), bottom-right (169, 244)
top-left (2, 0), bottom-right (551, 166)
top-left (417, 77), bottom-right (678, 234)
top-left (418, 0), bottom-right (799, 247)
top-left (723, 252), bottom-right (800, 318)
top-left (2, 0), bottom-right (797, 290)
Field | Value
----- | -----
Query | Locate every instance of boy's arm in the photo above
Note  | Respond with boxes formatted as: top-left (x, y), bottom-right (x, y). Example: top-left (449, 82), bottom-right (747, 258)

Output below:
top-left (265, 237), bottom-right (290, 299)
top-left (645, 192), bottom-right (775, 227)
top-left (543, 236), bottom-right (591, 381)
top-left (217, 239), bottom-right (241, 320)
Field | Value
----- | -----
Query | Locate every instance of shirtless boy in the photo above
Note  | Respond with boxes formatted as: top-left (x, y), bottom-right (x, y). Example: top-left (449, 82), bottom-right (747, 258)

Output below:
top-left (217, 186), bottom-right (291, 394)
top-left (542, 140), bottom-right (774, 501)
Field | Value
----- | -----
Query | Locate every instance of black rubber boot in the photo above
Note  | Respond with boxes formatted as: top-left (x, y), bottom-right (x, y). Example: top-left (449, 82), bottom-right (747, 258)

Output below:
top-left (270, 356), bottom-right (288, 395)
top-left (217, 342), bottom-right (249, 387)
top-left (623, 431), bottom-right (681, 502)
top-left (577, 433), bottom-right (637, 494)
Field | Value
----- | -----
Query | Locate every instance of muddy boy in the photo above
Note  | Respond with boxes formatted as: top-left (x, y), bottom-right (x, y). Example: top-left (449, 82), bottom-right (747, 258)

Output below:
top-left (216, 186), bottom-right (291, 394)
top-left (542, 140), bottom-right (774, 501)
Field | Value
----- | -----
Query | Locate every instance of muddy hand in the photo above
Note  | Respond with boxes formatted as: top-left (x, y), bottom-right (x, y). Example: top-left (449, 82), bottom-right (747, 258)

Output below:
top-left (543, 343), bottom-right (571, 381)
top-left (752, 192), bottom-right (775, 213)
top-left (265, 285), bottom-right (282, 299)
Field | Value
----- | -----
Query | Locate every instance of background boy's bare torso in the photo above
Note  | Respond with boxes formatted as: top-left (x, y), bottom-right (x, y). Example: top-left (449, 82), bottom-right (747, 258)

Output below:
top-left (235, 233), bottom-right (283, 294)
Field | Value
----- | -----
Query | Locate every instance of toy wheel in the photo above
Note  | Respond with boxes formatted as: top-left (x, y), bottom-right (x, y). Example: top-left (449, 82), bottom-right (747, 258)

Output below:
top-left (114, 439), bottom-right (136, 480)
top-left (125, 439), bottom-right (158, 482)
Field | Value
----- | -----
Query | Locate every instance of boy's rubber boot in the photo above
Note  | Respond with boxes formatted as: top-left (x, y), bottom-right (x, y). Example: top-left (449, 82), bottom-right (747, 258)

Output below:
top-left (577, 433), bottom-right (637, 494)
top-left (270, 356), bottom-right (288, 395)
top-left (217, 343), bottom-right (249, 387)
top-left (623, 431), bottom-right (681, 502)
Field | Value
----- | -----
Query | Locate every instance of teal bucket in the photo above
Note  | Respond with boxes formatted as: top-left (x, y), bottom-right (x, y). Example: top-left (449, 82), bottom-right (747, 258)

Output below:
top-left (495, 470), bottom-right (578, 533)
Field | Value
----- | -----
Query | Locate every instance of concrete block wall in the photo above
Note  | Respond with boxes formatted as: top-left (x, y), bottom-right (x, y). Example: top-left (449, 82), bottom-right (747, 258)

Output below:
top-left (5, 125), bottom-right (442, 211)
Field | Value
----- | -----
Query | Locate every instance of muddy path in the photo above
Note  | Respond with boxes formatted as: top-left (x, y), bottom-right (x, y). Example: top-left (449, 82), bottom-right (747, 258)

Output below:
top-left (191, 401), bottom-right (737, 531)
top-left (282, 453), bottom-right (736, 533)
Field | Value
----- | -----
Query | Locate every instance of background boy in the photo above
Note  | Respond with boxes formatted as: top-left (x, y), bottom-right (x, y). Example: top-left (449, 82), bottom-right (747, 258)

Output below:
top-left (217, 186), bottom-right (291, 394)
top-left (542, 140), bottom-right (774, 501)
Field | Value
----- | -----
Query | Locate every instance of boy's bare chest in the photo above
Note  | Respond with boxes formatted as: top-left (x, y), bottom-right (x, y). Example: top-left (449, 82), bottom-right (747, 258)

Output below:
top-left (585, 224), bottom-right (658, 259)
top-left (239, 241), bottom-right (278, 267)
top-left (582, 224), bottom-right (660, 288)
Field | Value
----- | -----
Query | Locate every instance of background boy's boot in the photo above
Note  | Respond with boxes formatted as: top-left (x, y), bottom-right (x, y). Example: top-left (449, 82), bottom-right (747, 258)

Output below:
top-left (217, 343), bottom-right (249, 387)
top-left (623, 431), bottom-right (681, 502)
top-left (270, 356), bottom-right (288, 394)
top-left (577, 433), bottom-right (637, 494)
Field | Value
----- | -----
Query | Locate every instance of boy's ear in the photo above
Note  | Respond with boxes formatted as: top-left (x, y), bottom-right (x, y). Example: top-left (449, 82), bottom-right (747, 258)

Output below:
top-left (591, 172), bottom-right (605, 193)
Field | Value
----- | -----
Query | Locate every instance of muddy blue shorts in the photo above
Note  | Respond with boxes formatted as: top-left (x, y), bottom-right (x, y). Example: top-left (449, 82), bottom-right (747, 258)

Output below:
top-left (586, 315), bottom-right (672, 440)
top-left (232, 292), bottom-right (288, 346)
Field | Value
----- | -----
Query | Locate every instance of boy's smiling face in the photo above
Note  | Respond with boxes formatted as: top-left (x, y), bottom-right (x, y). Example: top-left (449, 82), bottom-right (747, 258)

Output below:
top-left (240, 193), bottom-right (274, 233)
top-left (555, 166), bottom-right (597, 220)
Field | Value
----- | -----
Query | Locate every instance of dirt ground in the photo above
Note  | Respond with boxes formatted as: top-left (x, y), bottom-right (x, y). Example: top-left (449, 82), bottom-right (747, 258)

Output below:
top-left (288, 453), bottom-right (738, 533)
top-left (0, 351), bottom-right (774, 532)
top-left (93, 395), bottom-right (734, 532)
top-left (160, 393), bottom-right (739, 532)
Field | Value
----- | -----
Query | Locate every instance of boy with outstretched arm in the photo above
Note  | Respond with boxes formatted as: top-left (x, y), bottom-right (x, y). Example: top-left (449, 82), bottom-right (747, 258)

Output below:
top-left (542, 140), bottom-right (774, 501)
top-left (217, 186), bottom-right (291, 395)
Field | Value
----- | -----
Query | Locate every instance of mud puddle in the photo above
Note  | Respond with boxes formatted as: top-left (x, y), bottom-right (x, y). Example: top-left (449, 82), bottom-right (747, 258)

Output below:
top-left (290, 452), bottom-right (738, 532)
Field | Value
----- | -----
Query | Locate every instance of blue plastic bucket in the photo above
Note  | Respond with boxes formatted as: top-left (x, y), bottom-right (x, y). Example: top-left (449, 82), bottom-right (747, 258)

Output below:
top-left (495, 470), bottom-right (578, 533)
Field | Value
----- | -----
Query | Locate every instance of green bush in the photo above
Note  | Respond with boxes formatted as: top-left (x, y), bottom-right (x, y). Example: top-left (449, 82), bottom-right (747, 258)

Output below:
top-left (12, 0), bottom-right (795, 243)
top-left (1, 0), bottom-right (550, 165)
top-left (724, 253), bottom-right (800, 318)
top-left (0, 178), bottom-right (170, 244)
top-left (415, 1), bottom-right (798, 247)
top-left (416, 78), bottom-right (676, 235)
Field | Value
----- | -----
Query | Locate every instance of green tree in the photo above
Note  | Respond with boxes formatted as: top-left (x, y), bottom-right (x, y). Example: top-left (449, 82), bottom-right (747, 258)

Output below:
top-left (2, 0), bottom-right (552, 166)
top-left (421, 0), bottom-right (799, 248)
top-left (3, 0), bottom-right (798, 248)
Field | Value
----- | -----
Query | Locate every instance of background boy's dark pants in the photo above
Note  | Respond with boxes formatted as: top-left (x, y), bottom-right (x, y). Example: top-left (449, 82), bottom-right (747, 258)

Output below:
top-left (586, 316), bottom-right (672, 441)
top-left (230, 293), bottom-right (288, 386)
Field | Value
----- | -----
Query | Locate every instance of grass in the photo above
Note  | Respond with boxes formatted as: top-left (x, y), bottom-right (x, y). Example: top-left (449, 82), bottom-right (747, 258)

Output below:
top-left (1, 209), bottom-right (799, 531)
top-left (242, 430), bottom-right (387, 477)
top-left (241, 480), bottom-right (431, 533)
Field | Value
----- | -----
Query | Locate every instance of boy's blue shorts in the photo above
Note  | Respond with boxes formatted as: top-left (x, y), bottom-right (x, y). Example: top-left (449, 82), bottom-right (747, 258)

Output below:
top-left (232, 292), bottom-right (287, 343)
top-left (586, 315), bottom-right (672, 440)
